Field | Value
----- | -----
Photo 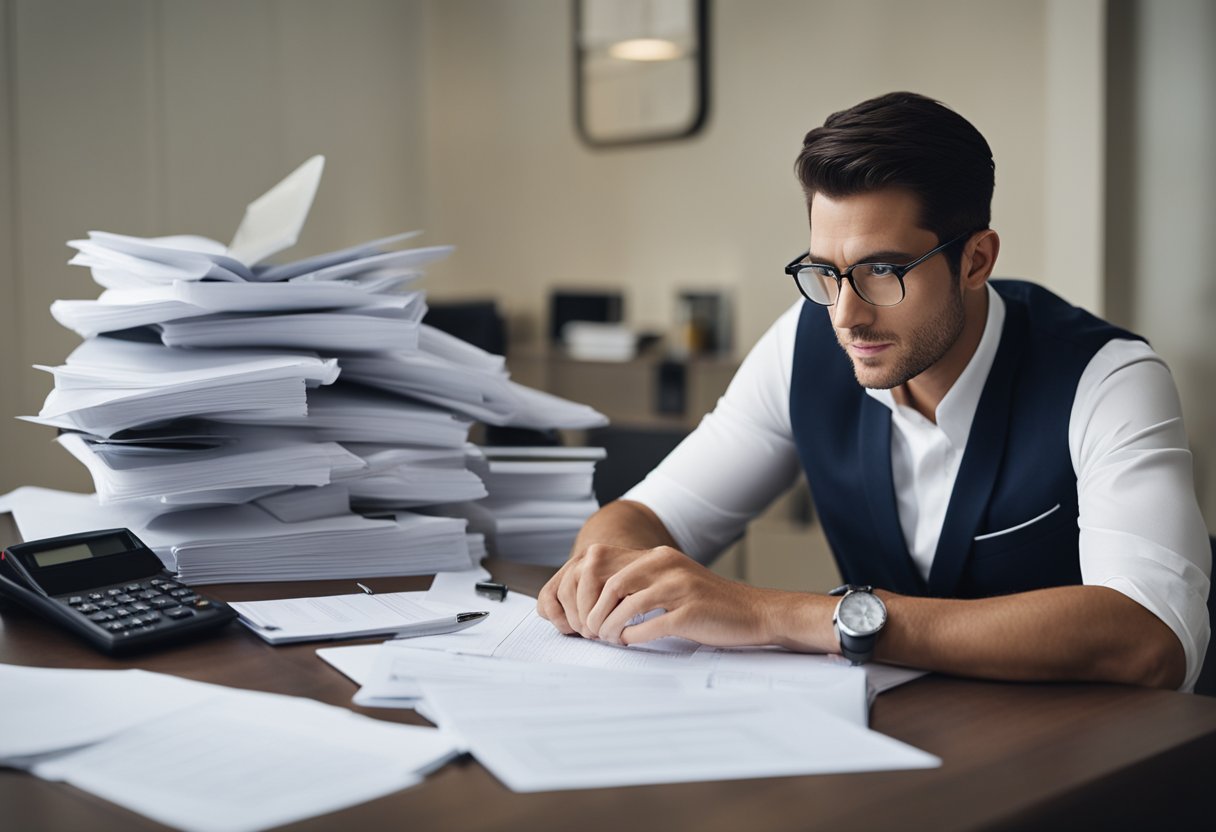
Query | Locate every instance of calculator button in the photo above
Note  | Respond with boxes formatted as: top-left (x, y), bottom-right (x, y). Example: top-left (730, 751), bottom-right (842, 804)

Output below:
top-left (131, 602), bottom-right (152, 612)
top-left (112, 606), bottom-right (132, 616)
top-left (192, 599), bottom-right (213, 610)
top-left (168, 588), bottom-right (190, 598)
top-left (67, 596), bottom-right (84, 606)
top-left (165, 607), bottom-right (194, 619)
top-left (87, 593), bottom-right (104, 601)
top-left (105, 588), bottom-right (123, 597)
top-left (115, 594), bottom-right (136, 604)
top-left (98, 600), bottom-right (119, 609)
top-left (88, 611), bottom-right (115, 622)
top-left (77, 603), bottom-right (100, 613)
top-left (177, 594), bottom-right (198, 605)
top-left (150, 597), bottom-right (174, 609)
top-left (137, 590), bottom-right (159, 600)
top-left (124, 584), bottom-right (142, 592)
top-left (144, 611), bottom-right (162, 621)
top-left (105, 621), bottom-right (128, 632)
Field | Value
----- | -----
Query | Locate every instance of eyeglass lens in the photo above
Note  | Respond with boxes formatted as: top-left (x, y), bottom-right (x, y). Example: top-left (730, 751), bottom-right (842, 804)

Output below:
top-left (797, 264), bottom-right (904, 307)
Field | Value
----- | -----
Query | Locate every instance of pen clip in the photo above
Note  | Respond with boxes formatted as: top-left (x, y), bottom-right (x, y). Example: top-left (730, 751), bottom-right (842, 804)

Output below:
top-left (356, 582), bottom-right (374, 595)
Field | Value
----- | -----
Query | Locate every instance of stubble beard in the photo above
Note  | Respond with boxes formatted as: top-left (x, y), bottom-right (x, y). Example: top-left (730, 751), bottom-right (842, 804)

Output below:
top-left (840, 287), bottom-right (967, 390)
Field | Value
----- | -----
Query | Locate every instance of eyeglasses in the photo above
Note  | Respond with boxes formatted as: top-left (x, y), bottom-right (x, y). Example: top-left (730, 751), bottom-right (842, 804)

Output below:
top-left (783, 231), bottom-right (972, 307)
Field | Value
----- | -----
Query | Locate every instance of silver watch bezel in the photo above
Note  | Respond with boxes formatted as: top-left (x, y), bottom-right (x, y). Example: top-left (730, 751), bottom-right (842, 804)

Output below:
top-left (832, 589), bottom-right (888, 639)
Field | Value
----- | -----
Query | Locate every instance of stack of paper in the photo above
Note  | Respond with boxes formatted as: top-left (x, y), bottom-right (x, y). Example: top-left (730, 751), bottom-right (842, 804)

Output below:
top-left (23, 155), bottom-right (608, 585)
top-left (0, 663), bottom-right (461, 832)
top-left (339, 326), bottom-right (607, 430)
top-left (444, 446), bottom-right (605, 565)
top-left (56, 432), bottom-right (365, 505)
top-left (561, 321), bottom-right (637, 361)
top-left (0, 487), bottom-right (477, 584)
top-left (340, 444), bottom-right (487, 509)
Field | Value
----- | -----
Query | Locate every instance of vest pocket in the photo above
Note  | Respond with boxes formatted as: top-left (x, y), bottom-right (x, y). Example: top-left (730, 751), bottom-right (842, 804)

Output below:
top-left (963, 502), bottom-right (1081, 595)
top-left (970, 502), bottom-right (1076, 560)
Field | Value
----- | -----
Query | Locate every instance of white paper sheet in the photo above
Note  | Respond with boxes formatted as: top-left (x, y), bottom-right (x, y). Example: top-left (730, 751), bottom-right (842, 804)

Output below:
top-left (227, 155), bottom-right (324, 267)
top-left (0, 666), bottom-right (215, 760)
top-left (406, 573), bottom-right (919, 718)
top-left (353, 641), bottom-right (707, 708)
top-left (230, 590), bottom-right (461, 644)
top-left (2, 663), bottom-right (460, 832)
top-left (418, 682), bottom-right (939, 792)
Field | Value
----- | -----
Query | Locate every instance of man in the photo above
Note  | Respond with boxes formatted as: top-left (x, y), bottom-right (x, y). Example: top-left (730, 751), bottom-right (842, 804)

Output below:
top-left (537, 92), bottom-right (1212, 691)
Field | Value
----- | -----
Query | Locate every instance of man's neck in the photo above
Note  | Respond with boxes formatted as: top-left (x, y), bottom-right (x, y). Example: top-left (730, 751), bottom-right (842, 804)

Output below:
top-left (892, 287), bottom-right (990, 423)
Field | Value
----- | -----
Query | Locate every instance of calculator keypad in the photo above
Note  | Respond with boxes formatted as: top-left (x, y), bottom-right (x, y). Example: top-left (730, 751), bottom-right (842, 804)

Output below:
top-left (58, 577), bottom-right (220, 640)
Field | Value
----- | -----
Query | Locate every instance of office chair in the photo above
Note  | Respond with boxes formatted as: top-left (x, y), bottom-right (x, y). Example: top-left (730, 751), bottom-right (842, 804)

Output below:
top-left (1194, 536), bottom-right (1216, 696)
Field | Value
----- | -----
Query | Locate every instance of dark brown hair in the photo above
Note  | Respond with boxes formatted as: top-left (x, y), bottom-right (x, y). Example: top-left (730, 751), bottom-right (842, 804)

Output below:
top-left (795, 92), bottom-right (994, 272)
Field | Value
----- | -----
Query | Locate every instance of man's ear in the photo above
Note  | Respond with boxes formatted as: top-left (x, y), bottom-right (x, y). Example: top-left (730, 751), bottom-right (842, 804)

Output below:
top-left (961, 230), bottom-right (1000, 290)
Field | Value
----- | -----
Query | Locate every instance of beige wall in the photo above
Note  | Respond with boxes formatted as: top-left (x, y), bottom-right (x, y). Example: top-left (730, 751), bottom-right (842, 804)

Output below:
top-left (2, 0), bottom-right (1208, 534)
top-left (0, 0), bottom-right (429, 492)
top-left (423, 0), bottom-right (1104, 348)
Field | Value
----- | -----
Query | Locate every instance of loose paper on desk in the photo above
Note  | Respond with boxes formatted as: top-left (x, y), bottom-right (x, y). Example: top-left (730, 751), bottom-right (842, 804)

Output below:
top-left (230, 589), bottom-right (465, 644)
top-left (0, 663), bottom-right (460, 832)
top-left (403, 571), bottom-right (924, 711)
top-left (418, 680), bottom-right (939, 792)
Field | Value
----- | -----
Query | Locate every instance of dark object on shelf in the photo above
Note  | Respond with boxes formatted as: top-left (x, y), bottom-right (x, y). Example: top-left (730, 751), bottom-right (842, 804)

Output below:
top-left (483, 425), bottom-right (563, 447)
top-left (655, 360), bottom-right (687, 415)
top-left (424, 300), bottom-right (506, 356)
top-left (586, 425), bottom-right (689, 505)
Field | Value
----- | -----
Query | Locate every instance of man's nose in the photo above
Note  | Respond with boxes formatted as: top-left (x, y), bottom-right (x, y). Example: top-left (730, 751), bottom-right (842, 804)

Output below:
top-left (831, 279), bottom-right (875, 331)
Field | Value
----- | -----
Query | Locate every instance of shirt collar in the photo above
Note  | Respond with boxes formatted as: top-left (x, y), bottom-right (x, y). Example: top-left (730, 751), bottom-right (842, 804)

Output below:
top-left (864, 283), bottom-right (1006, 448)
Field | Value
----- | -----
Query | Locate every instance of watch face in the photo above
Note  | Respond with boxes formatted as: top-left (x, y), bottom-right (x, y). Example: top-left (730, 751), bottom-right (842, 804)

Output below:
top-left (837, 592), bottom-right (886, 637)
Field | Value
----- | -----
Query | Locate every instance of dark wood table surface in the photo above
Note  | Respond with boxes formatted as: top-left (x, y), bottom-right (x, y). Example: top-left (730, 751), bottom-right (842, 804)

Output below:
top-left (3, 560), bottom-right (1215, 832)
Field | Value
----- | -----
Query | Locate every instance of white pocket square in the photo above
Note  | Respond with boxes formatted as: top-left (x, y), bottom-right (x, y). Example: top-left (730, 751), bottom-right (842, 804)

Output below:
top-left (973, 503), bottom-right (1062, 541)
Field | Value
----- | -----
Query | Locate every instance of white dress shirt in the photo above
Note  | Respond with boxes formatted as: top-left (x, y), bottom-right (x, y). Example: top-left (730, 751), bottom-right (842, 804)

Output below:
top-left (624, 285), bottom-right (1212, 690)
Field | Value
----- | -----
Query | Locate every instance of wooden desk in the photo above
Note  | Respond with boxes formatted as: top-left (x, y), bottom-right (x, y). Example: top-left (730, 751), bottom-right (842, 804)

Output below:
top-left (3, 560), bottom-right (1215, 832)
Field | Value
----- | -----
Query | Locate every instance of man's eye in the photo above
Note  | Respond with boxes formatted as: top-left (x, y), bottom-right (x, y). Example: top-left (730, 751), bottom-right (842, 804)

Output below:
top-left (868, 264), bottom-right (896, 277)
top-left (808, 265), bottom-right (836, 279)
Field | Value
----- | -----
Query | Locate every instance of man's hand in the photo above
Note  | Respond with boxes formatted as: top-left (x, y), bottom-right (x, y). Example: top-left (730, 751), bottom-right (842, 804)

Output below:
top-left (537, 543), bottom-right (784, 648)
top-left (537, 542), bottom-right (650, 637)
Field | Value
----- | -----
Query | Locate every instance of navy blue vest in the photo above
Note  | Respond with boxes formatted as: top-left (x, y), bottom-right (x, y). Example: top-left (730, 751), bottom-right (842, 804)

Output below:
top-left (790, 280), bottom-right (1143, 599)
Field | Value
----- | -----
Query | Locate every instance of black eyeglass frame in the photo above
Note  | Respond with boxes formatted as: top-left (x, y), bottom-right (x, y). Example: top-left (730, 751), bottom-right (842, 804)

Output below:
top-left (783, 230), bottom-right (974, 307)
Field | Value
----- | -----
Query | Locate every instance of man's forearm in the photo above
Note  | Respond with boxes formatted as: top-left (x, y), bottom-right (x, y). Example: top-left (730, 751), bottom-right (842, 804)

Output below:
top-left (763, 584), bottom-right (1186, 689)
top-left (556, 507), bottom-right (1188, 689)
top-left (569, 500), bottom-right (679, 556)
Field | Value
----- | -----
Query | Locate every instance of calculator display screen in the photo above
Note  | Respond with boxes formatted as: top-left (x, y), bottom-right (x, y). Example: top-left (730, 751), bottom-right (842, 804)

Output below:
top-left (31, 534), bottom-right (133, 568)
top-left (33, 544), bottom-right (94, 568)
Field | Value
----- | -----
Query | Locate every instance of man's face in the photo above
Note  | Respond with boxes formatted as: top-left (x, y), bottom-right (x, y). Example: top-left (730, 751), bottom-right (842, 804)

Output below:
top-left (808, 189), bottom-right (966, 390)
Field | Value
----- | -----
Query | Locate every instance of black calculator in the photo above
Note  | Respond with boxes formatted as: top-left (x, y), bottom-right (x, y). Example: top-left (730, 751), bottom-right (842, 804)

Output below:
top-left (0, 528), bottom-right (235, 655)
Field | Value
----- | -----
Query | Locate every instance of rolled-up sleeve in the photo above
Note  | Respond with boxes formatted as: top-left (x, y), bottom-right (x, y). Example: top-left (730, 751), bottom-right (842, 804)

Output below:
top-left (1071, 339), bottom-right (1212, 691)
top-left (623, 302), bottom-right (805, 563)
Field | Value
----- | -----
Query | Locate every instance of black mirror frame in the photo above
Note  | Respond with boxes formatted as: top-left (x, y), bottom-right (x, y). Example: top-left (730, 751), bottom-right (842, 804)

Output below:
top-left (572, 0), bottom-right (711, 149)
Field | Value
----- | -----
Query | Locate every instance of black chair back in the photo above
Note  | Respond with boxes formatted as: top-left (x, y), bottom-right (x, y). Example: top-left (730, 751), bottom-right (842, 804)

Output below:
top-left (1194, 536), bottom-right (1216, 696)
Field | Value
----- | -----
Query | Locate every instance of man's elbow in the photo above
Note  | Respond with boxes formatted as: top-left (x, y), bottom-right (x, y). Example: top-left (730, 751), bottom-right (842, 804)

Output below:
top-left (1122, 629), bottom-right (1187, 690)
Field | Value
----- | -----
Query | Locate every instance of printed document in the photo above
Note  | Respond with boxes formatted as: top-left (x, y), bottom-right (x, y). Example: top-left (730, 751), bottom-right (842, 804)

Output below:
top-left (0, 663), bottom-right (460, 832)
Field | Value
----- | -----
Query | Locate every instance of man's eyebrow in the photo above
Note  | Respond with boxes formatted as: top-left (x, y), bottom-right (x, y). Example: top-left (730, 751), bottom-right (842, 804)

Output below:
top-left (806, 250), bottom-right (915, 268)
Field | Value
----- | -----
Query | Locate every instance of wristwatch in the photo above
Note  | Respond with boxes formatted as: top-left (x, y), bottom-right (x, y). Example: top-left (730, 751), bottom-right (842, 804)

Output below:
top-left (829, 584), bottom-right (887, 665)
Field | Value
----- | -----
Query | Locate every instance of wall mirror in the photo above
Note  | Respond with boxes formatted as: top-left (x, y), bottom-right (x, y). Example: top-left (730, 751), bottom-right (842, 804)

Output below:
top-left (574, 0), bottom-right (709, 147)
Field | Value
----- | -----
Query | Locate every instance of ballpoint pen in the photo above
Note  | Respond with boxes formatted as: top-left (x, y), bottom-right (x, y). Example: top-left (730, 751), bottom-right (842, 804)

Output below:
top-left (390, 610), bottom-right (490, 640)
